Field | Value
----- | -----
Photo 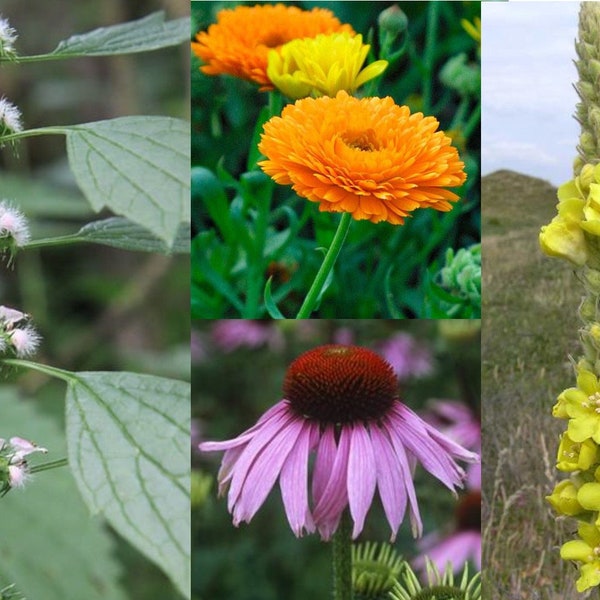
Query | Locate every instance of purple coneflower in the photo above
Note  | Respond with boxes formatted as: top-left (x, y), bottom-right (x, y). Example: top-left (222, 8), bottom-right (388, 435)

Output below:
top-left (200, 345), bottom-right (478, 541)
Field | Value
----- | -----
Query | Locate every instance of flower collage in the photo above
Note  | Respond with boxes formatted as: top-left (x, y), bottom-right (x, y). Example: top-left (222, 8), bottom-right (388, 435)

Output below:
top-left (3, 0), bottom-right (600, 599)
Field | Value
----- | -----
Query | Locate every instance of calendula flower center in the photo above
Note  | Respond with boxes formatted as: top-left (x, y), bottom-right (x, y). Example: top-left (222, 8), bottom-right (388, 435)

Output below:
top-left (343, 128), bottom-right (379, 152)
top-left (283, 345), bottom-right (397, 423)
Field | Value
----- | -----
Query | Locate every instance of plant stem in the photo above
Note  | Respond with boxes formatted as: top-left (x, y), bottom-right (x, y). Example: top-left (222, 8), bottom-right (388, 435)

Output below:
top-left (422, 1), bottom-right (440, 115)
top-left (30, 458), bottom-right (69, 473)
top-left (295, 212), bottom-right (352, 318)
top-left (332, 510), bottom-right (353, 600)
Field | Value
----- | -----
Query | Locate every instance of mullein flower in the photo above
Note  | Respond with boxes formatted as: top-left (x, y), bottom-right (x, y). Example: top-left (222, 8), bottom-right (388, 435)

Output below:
top-left (561, 521), bottom-right (600, 592)
top-left (266, 32), bottom-right (388, 99)
top-left (0, 16), bottom-right (17, 60)
top-left (0, 436), bottom-right (48, 496)
top-left (200, 345), bottom-right (477, 541)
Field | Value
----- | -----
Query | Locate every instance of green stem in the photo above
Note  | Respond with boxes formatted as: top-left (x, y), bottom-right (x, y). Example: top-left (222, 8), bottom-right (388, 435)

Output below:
top-left (29, 458), bottom-right (69, 473)
top-left (422, 2), bottom-right (440, 115)
top-left (295, 212), bottom-right (352, 319)
top-left (332, 510), bottom-right (353, 600)
top-left (462, 102), bottom-right (481, 140)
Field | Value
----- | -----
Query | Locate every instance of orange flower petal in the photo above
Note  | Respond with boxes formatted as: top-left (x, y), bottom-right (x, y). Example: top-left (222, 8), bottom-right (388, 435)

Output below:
top-left (258, 91), bottom-right (467, 225)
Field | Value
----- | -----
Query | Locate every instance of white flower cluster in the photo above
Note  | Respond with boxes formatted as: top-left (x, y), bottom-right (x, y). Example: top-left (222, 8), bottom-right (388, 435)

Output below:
top-left (0, 16), bottom-right (17, 59)
top-left (0, 201), bottom-right (29, 248)
top-left (0, 436), bottom-right (47, 495)
top-left (0, 305), bottom-right (40, 357)
top-left (0, 97), bottom-right (22, 136)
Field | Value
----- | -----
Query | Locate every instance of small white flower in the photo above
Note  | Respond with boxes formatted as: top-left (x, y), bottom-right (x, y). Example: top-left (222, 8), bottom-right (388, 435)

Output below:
top-left (9, 325), bottom-right (41, 357)
top-left (0, 305), bottom-right (28, 329)
top-left (0, 201), bottom-right (30, 246)
top-left (7, 464), bottom-right (28, 488)
top-left (9, 436), bottom-right (47, 460)
top-left (0, 17), bottom-right (17, 57)
top-left (0, 97), bottom-right (22, 135)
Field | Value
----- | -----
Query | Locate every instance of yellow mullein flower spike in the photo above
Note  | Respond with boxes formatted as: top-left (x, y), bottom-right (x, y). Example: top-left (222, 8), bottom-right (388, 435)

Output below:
top-left (556, 433), bottom-right (599, 471)
top-left (267, 32), bottom-right (388, 100)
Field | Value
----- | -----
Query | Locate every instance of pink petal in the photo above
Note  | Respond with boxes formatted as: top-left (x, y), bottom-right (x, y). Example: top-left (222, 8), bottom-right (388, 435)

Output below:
top-left (415, 530), bottom-right (481, 573)
top-left (228, 409), bottom-right (302, 523)
top-left (279, 420), bottom-right (317, 537)
top-left (369, 425), bottom-right (406, 541)
top-left (312, 426), bottom-right (336, 505)
top-left (199, 400), bottom-right (291, 454)
top-left (347, 423), bottom-right (377, 539)
top-left (313, 426), bottom-right (351, 540)
top-left (388, 404), bottom-right (467, 490)
top-left (382, 422), bottom-right (422, 537)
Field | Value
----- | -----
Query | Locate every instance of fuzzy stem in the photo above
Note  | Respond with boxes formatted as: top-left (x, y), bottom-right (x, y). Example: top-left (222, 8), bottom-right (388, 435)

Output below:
top-left (295, 212), bottom-right (352, 319)
top-left (332, 510), bottom-right (353, 600)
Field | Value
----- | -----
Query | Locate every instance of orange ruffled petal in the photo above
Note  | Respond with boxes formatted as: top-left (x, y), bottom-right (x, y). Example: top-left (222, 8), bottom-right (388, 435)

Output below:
top-left (258, 91), bottom-right (467, 225)
top-left (192, 4), bottom-right (354, 88)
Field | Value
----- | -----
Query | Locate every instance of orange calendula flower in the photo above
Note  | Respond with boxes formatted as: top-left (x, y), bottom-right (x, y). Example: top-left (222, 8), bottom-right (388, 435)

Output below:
top-left (192, 4), bottom-right (354, 89)
top-left (258, 91), bottom-right (467, 225)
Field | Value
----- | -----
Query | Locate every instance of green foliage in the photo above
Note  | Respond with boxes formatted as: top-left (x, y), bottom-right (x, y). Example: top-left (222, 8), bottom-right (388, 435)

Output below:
top-left (64, 117), bottom-right (190, 247)
top-left (50, 12), bottom-right (190, 58)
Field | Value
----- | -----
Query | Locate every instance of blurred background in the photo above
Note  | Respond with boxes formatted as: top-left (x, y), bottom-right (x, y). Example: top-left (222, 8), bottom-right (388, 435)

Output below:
top-left (192, 319), bottom-right (481, 600)
top-left (0, 1), bottom-right (189, 597)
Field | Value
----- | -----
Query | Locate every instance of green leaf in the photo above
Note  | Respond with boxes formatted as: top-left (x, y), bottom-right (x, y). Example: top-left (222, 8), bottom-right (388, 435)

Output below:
top-left (264, 277), bottom-right (285, 319)
top-left (0, 386), bottom-right (128, 600)
top-left (51, 12), bottom-right (190, 57)
top-left (65, 372), bottom-right (190, 599)
top-left (26, 217), bottom-right (191, 254)
top-left (74, 217), bottom-right (190, 254)
top-left (64, 116), bottom-right (190, 247)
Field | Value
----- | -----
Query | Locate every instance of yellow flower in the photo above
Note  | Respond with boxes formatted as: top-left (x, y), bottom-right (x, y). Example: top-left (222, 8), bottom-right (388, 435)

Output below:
top-left (547, 479), bottom-right (584, 515)
top-left (267, 32), bottom-right (388, 99)
top-left (258, 91), bottom-right (466, 225)
top-left (582, 183), bottom-right (600, 235)
top-left (539, 195), bottom-right (587, 265)
top-left (561, 522), bottom-right (600, 591)
top-left (564, 368), bottom-right (600, 443)
top-left (556, 432), bottom-right (599, 471)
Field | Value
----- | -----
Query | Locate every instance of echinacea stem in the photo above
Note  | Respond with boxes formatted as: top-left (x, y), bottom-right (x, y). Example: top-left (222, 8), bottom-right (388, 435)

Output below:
top-left (332, 510), bottom-right (353, 600)
top-left (295, 212), bottom-right (352, 318)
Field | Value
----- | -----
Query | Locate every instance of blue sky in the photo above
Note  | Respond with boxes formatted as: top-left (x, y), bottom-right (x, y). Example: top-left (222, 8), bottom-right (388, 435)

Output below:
top-left (482, 2), bottom-right (580, 185)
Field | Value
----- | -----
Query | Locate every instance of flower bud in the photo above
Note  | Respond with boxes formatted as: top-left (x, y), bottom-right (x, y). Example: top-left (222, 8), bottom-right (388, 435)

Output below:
top-left (547, 479), bottom-right (584, 516)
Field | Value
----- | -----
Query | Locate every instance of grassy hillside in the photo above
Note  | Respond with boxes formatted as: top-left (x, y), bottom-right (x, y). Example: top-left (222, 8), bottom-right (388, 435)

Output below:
top-left (482, 170), bottom-right (584, 599)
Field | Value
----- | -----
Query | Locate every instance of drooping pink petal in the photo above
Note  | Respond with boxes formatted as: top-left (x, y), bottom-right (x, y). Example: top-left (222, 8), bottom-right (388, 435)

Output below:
top-left (369, 424), bottom-right (406, 541)
top-left (313, 426), bottom-right (351, 540)
top-left (312, 426), bottom-right (337, 505)
top-left (280, 419), bottom-right (317, 536)
top-left (228, 409), bottom-right (303, 522)
top-left (347, 423), bottom-right (377, 539)
top-left (387, 403), bottom-right (468, 491)
top-left (382, 424), bottom-right (423, 536)
top-left (199, 400), bottom-right (291, 454)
